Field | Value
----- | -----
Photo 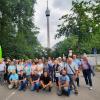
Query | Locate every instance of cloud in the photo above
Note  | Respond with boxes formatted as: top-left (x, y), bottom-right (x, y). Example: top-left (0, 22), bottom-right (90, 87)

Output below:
top-left (53, 0), bottom-right (72, 11)
top-left (34, 0), bottom-right (73, 48)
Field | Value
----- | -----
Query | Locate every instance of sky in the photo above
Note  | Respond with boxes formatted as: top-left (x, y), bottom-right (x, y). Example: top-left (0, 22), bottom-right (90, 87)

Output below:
top-left (34, 0), bottom-right (74, 48)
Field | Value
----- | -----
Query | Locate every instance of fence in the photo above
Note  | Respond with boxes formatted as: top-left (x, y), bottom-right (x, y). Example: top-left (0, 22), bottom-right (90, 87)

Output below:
top-left (87, 54), bottom-right (100, 65)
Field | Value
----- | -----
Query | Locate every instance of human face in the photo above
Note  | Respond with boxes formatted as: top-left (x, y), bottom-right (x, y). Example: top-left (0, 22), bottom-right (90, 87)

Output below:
top-left (31, 71), bottom-right (35, 75)
top-left (44, 72), bottom-right (48, 77)
top-left (54, 60), bottom-right (58, 65)
top-left (67, 58), bottom-right (73, 64)
top-left (73, 55), bottom-right (77, 59)
top-left (32, 62), bottom-right (35, 65)
top-left (20, 71), bottom-right (23, 75)
top-left (62, 70), bottom-right (67, 76)
top-left (11, 61), bottom-right (14, 65)
top-left (83, 56), bottom-right (88, 62)
top-left (39, 59), bottom-right (42, 64)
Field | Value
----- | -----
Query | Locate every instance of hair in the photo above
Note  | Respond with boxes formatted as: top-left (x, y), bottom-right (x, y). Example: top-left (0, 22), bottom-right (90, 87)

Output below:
top-left (43, 71), bottom-right (49, 76)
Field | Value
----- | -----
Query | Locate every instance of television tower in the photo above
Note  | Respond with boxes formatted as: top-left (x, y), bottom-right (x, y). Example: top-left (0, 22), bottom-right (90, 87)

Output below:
top-left (45, 0), bottom-right (50, 48)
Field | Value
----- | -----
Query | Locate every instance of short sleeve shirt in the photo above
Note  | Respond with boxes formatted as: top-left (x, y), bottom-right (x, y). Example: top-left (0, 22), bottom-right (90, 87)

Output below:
top-left (40, 74), bottom-right (51, 85)
top-left (31, 74), bottom-right (40, 81)
top-left (9, 74), bottom-right (18, 81)
top-left (19, 73), bottom-right (26, 80)
top-left (73, 59), bottom-right (81, 68)
top-left (65, 62), bottom-right (78, 75)
top-left (8, 65), bottom-right (16, 73)
top-left (59, 75), bottom-right (70, 85)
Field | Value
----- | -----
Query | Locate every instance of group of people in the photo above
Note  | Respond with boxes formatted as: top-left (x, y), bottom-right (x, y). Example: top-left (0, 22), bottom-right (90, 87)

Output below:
top-left (0, 54), bottom-right (95, 96)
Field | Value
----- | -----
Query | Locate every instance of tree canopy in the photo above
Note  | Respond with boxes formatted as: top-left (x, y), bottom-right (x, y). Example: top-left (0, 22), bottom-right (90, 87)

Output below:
top-left (0, 0), bottom-right (43, 59)
top-left (54, 0), bottom-right (100, 57)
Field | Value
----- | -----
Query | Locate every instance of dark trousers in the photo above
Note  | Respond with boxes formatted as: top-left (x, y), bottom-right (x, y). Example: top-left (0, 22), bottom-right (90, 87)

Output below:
top-left (7, 73), bottom-right (12, 84)
top-left (19, 80), bottom-right (28, 91)
top-left (83, 69), bottom-right (92, 86)
top-left (76, 77), bottom-right (79, 87)
top-left (55, 77), bottom-right (59, 86)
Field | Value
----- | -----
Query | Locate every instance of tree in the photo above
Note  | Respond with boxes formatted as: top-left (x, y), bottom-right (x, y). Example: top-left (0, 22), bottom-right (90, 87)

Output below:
top-left (52, 35), bottom-right (78, 57)
top-left (0, 0), bottom-right (42, 59)
top-left (55, 0), bottom-right (100, 54)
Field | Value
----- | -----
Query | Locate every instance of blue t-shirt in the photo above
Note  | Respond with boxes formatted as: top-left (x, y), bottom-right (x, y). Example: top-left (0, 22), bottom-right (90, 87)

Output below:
top-left (59, 75), bottom-right (70, 84)
top-left (73, 59), bottom-right (81, 68)
top-left (8, 65), bottom-right (16, 72)
top-left (9, 73), bottom-right (18, 81)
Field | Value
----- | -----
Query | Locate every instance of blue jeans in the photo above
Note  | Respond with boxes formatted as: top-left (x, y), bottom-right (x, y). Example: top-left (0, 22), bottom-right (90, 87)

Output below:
top-left (31, 82), bottom-right (40, 91)
top-left (57, 87), bottom-right (70, 96)
top-left (63, 87), bottom-right (70, 96)
top-left (19, 80), bottom-right (28, 91)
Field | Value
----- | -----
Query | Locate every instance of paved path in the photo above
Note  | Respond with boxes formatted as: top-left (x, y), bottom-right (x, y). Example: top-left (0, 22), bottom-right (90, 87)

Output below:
top-left (0, 72), bottom-right (100, 100)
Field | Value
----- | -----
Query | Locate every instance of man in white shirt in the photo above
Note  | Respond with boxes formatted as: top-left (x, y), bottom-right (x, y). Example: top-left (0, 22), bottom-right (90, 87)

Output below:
top-left (65, 57), bottom-right (78, 94)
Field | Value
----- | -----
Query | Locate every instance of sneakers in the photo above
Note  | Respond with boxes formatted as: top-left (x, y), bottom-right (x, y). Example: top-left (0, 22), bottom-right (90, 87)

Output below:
top-left (86, 85), bottom-right (93, 90)
top-left (89, 87), bottom-right (93, 90)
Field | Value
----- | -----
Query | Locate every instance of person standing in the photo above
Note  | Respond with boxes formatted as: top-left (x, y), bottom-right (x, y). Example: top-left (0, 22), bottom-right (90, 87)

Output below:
top-left (53, 60), bottom-right (61, 86)
top-left (4, 59), bottom-right (10, 83)
top-left (24, 60), bottom-right (31, 80)
top-left (37, 59), bottom-right (44, 76)
top-left (48, 58), bottom-right (54, 82)
top-left (31, 61), bottom-right (37, 73)
top-left (43, 60), bottom-right (49, 72)
top-left (0, 59), bottom-right (6, 85)
top-left (73, 54), bottom-right (81, 87)
top-left (65, 57), bottom-right (78, 94)
top-left (81, 55), bottom-right (93, 90)
top-left (7, 61), bottom-right (16, 84)
top-left (16, 61), bottom-right (24, 74)
top-left (58, 57), bottom-right (65, 70)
